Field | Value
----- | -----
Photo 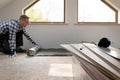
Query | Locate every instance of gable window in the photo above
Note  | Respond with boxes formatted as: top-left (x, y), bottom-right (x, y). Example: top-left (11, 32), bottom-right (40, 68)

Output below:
top-left (24, 0), bottom-right (65, 23)
top-left (78, 0), bottom-right (118, 24)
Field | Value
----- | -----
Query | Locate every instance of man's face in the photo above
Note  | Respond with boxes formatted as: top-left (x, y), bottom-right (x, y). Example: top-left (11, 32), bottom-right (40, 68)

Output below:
top-left (20, 18), bottom-right (29, 27)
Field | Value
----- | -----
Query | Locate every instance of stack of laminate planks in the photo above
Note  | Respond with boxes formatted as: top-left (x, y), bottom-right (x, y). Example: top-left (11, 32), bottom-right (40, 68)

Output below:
top-left (61, 43), bottom-right (120, 80)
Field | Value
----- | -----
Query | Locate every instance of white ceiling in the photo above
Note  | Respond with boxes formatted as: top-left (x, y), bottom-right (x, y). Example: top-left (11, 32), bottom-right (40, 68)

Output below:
top-left (0, 0), bottom-right (14, 9)
top-left (0, 0), bottom-right (120, 9)
top-left (109, 0), bottom-right (120, 9)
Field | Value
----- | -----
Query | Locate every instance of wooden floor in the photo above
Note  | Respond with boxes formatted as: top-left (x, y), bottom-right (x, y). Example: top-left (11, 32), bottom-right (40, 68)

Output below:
top-left (0, 53), bottom-right (73, 80)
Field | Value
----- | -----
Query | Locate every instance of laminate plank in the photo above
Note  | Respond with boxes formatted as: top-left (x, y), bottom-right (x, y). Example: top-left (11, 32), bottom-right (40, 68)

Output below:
top-left (83, 43), bottom-right (120, 72)
top-left (71, 44), bottom-right (120, 80)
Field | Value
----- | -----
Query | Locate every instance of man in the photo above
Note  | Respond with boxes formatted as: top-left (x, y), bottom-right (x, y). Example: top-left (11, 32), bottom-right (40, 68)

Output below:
top-left (0, 15), bottom-right (37, 57)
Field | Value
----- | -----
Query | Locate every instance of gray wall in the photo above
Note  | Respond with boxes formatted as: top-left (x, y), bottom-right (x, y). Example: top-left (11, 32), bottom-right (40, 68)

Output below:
top-left (0, 0), bottom-right (120, 49)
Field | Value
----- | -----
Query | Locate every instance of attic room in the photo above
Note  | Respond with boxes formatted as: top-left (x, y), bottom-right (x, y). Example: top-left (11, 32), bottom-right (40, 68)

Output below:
top-left (0, 0), bottom-right (120, 80)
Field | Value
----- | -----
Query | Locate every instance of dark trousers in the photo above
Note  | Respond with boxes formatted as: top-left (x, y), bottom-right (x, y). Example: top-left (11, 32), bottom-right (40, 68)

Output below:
top-left (0, 31), bottom-right (23, 54)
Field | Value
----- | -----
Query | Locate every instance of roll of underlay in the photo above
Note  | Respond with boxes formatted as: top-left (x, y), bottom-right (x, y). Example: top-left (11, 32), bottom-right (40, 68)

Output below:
top-left (27, 45), bottom-right (40, 56)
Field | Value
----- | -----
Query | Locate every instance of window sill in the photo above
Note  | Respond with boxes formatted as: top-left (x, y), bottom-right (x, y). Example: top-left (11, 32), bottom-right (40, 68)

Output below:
top-left (29, 22), bottom-right (68, 25)
top-left (74, 22), bottom-right (119, 25)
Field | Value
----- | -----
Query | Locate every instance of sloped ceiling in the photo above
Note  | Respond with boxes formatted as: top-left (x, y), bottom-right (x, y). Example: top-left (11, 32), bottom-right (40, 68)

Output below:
top-left (109, 0), bottom-right (120, 9)
top-left (0, 0), bottom-right (14, 9)
top-left (0, 0), bottom-right (120, 9)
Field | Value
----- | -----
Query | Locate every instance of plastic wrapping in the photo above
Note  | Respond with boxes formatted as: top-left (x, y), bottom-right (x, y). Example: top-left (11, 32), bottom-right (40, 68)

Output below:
top-left (27, 45), bottom-right (40, 56)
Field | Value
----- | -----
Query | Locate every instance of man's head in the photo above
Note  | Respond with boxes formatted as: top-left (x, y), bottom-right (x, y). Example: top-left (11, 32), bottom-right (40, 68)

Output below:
top-left (19, 15), bottom-right (29, 27)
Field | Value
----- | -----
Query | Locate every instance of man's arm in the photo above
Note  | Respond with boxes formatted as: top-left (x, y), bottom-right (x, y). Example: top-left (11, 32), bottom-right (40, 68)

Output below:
top-left (23, 28), bottom-right (37, 45)
top-left (9, 26), bottom-right (17, 51)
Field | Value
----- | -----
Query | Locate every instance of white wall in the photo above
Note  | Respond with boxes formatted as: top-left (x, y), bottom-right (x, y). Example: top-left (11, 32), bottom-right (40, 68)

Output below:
top-left (0, 0), bottom-right (120, 49)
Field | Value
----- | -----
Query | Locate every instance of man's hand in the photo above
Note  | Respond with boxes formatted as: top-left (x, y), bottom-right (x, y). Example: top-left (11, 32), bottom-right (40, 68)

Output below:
top-left (9, 50), bottom-right (16, 56)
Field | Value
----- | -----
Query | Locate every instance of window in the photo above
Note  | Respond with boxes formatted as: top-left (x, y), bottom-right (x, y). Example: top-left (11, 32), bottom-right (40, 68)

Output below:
top-left (78, 0), bottom-right (118, 24)
top-left (24, 0), bottom-right (65, 23)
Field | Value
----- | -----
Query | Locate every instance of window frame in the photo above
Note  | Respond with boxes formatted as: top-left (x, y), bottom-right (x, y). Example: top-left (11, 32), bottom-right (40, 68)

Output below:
top-left (23, 0), bottom-right (66, 24)
top-left (77, 0), bottom-right (118, 24)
